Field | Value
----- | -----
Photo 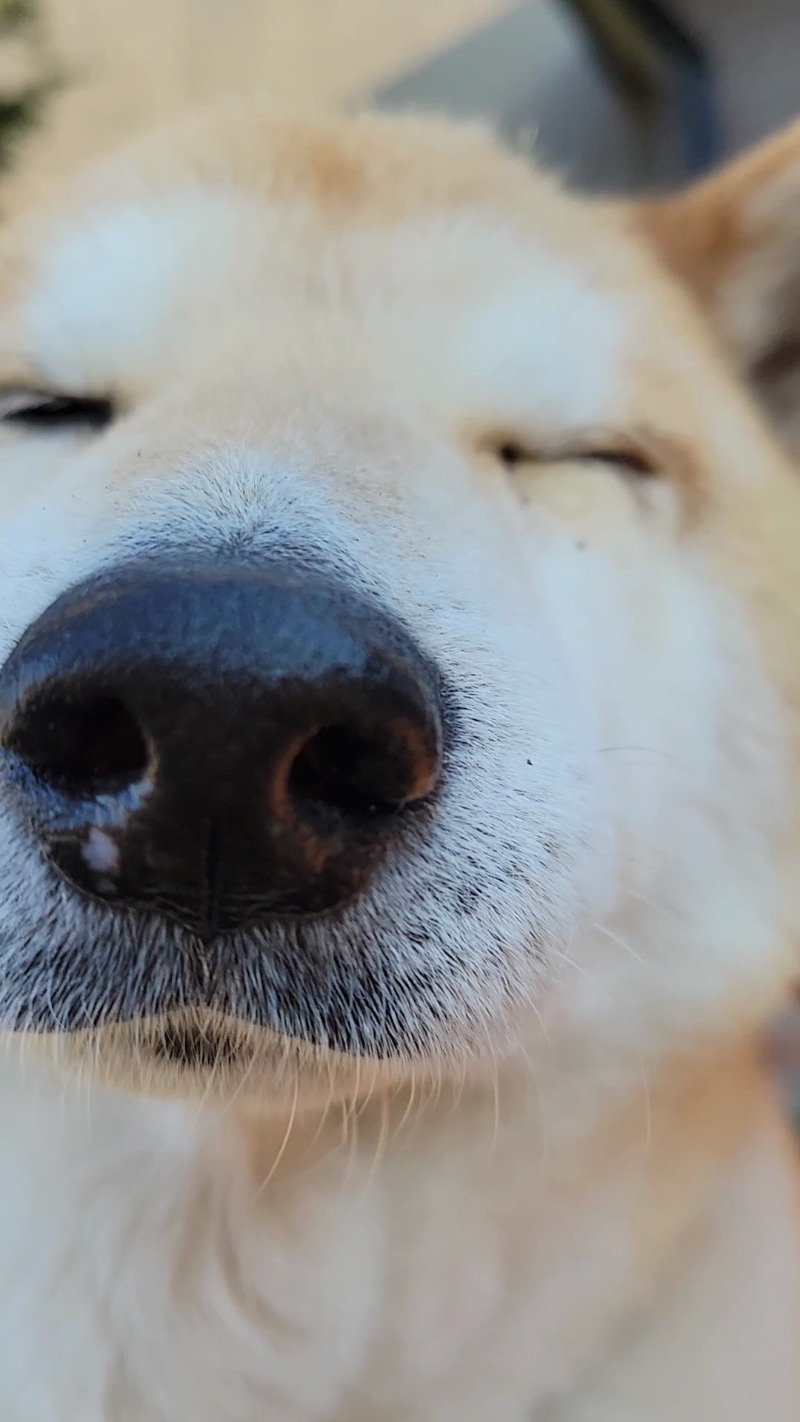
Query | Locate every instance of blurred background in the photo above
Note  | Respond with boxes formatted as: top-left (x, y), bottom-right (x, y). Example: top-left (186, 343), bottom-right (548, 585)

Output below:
top-left (0, 0), bottom-right (798, 199)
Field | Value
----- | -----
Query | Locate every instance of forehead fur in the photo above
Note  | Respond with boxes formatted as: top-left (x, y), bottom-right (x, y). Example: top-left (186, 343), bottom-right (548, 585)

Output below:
top-left (9, 102), bottom-right (587, 230)
top-left (0, 104), bottom-right (795, 504)
top-left (0, 105), bottom-right (661, 441)
top-left (0, 102), bottom-right (794, 479)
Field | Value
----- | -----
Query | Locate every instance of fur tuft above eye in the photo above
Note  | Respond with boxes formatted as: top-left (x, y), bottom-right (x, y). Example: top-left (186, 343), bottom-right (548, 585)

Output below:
top-left (0, 388), bottom-right (114, 432)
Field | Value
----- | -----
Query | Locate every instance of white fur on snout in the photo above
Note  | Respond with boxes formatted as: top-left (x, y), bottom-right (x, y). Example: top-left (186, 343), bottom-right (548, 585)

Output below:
top-left (0, 437), bottom-right (609, 1060)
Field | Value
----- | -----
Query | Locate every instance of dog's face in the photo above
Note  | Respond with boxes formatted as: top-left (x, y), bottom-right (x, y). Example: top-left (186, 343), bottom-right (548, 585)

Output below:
top-left (0, 106), bottom-right (798, 1100)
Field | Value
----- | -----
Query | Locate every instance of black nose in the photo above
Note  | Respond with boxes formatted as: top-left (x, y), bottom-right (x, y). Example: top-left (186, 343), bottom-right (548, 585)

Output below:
top-left (0, 560), bottom-right (443, 933)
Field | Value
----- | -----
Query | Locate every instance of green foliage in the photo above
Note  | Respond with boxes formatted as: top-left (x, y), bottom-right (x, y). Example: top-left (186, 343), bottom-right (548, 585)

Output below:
top-left (0, 0), bottom-right (58, 171)
top-left (0, 0), bottom-right (39, 33)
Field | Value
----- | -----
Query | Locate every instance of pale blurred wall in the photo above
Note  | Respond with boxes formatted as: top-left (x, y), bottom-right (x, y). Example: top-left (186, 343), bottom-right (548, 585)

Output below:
top-left (19, 0), bottom-right (511, 188)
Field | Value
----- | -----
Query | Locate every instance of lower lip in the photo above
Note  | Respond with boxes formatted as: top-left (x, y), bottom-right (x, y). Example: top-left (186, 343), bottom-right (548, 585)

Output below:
top-left (151, 1023), bottom-right (242, 1070)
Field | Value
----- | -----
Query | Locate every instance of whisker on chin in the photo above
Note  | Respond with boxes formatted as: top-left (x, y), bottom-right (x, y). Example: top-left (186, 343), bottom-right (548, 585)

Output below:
top-left (251, 1071), bottom-right (301, 1204)
top-left (591, 921), bottom-right (649, 971)
top-left (597, 744), bottom-right (688, 769)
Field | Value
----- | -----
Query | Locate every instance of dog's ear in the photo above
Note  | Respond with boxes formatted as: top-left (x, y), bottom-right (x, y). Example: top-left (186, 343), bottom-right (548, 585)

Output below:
top-left (637, 122), bottom-right (800, 450)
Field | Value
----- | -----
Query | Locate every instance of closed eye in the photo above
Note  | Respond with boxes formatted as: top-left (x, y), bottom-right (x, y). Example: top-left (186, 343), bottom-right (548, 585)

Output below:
top-left (492, 437), bottom-right (658, 479)
top-left (0, 387), bottom-right (114, 431)
top-left (572, 446), bottom-right (657, 478)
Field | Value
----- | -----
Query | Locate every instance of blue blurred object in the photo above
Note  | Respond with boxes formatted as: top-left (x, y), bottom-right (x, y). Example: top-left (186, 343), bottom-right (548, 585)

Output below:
top-left (375, 0), bottom-right (721, 194)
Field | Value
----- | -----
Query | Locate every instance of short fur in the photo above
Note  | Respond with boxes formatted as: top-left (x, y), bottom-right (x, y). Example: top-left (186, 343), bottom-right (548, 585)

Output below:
top-left (0, 102), bottom-right (799, 1420)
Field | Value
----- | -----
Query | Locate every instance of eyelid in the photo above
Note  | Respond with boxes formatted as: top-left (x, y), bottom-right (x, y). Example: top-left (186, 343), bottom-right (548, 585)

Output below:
top-left (489, 428), bottom-right (662, 478)
top-left (0, 387), bottom-right (114, 429)
top-left (556, 433), bottom-right (659, 479)
top-left (0, 387), bottom-right (52, 419)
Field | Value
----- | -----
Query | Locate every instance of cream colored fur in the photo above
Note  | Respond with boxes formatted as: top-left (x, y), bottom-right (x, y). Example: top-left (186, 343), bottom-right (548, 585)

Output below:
top-left (0, 104), bottom-right (798, 1420)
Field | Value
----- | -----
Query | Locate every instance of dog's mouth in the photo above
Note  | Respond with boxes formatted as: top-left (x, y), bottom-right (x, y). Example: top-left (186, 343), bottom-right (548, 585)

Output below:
top-left (54, 1009), bottom-right (413, 1107)
top-left (150, 1020), bottom-right (246, 1071)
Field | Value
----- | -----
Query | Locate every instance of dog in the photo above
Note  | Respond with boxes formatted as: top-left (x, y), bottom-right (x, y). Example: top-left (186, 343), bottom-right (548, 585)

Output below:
top-left (0, 101), bottom-right (798, 1420)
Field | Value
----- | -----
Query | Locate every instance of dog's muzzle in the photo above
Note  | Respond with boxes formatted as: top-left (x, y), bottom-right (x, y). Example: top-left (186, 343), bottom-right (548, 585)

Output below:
top-left (0, 559), bottom-right (443, 935)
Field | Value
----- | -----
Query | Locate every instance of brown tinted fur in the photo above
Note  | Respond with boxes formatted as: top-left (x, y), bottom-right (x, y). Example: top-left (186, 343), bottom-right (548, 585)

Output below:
top-left (638, 121), bottom-right (800, 324)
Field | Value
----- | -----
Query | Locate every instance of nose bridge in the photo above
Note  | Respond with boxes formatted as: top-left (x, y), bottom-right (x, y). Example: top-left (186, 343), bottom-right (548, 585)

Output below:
top-left (12, 376), bottom-right (437, 678)
top-left (104, 371), bottom-right (423, 540)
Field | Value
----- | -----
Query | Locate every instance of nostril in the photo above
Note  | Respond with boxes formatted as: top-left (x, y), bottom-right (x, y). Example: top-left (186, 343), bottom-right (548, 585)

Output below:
top-left (7, 692), bottom-right (149, 796)
top-left (289, 719), bottom-right (440, 822)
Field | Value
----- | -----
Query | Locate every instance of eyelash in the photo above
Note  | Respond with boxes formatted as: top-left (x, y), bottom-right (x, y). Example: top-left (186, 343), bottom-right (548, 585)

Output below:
top-left (0, 390), bottom-right (114, 431)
